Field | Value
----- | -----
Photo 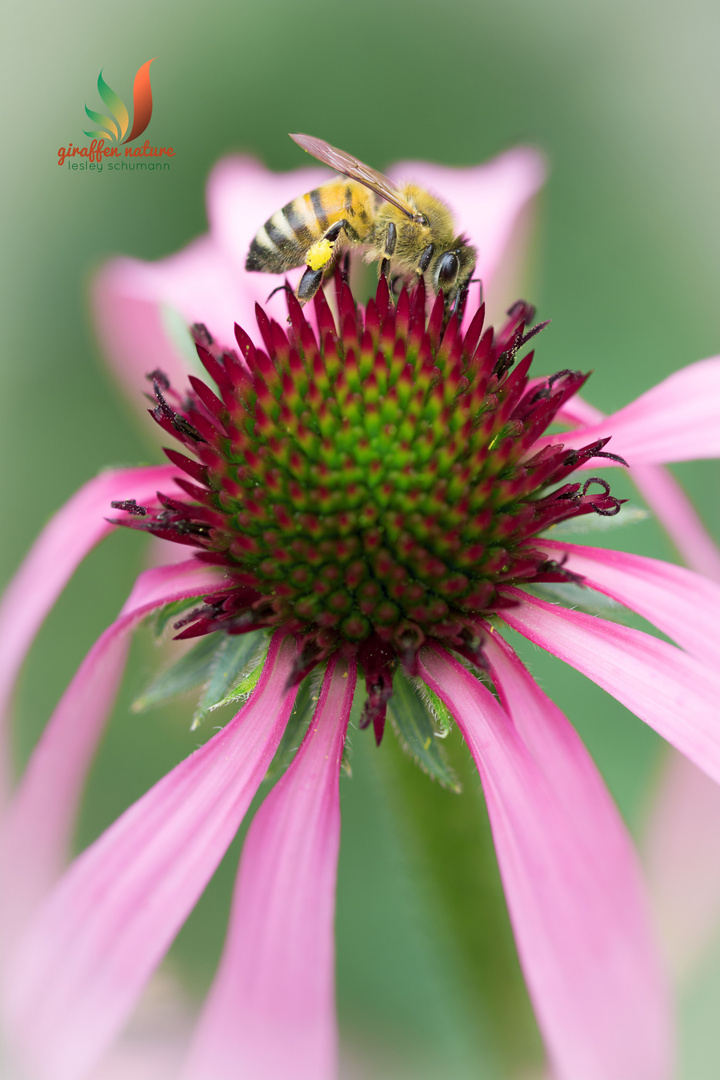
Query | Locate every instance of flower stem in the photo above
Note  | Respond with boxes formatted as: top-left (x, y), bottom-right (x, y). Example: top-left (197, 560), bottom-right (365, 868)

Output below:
top-left (379, 722), bottom-right (544, 1076)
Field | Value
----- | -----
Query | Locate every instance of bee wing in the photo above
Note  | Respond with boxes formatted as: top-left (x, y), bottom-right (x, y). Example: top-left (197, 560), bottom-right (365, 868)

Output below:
top-left (289, 133), bottom-right (419, 221)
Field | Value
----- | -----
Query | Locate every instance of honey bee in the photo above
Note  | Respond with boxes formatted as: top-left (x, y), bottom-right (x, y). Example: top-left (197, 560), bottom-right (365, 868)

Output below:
top-left (246, 133), bottom-right (477, 316)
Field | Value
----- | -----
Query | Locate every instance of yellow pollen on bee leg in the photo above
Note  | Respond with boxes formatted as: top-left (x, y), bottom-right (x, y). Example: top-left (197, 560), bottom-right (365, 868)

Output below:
top-left (306, 238), bottom-right (335, 271)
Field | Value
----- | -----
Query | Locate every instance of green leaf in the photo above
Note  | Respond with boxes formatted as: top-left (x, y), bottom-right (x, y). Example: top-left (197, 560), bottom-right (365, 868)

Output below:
top-left (387, 669), bottom-right (460, 792)
top-left (210, 641), bottom-right (270, 710)
top-left (417, 683), bottom-right (453, 738)
top-left (132, 633), bottom-right (223, 712)
top-left (152, 596), bottom-right (208, 639)
top-left (545, 502), bottom-right (649, 538)
top-left (191, 631), bottom-right (267, 729)
top-left (521, 581), bottom-right (635, 624)
top-left (341, 681), bottom-right (367, 778)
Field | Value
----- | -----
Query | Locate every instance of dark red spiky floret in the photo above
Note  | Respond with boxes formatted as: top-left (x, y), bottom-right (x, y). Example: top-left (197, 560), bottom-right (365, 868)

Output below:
top-left (112, 276), bottom-right (625, 739)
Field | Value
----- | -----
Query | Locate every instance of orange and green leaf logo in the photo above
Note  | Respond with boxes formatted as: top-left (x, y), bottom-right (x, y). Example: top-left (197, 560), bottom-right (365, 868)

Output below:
top-left (84, 59), bottom-right (155, 145)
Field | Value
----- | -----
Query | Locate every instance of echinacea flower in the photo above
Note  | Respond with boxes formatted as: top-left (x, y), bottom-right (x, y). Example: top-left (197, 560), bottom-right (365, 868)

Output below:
top-left (2, 150), bottom-right (719, 1080)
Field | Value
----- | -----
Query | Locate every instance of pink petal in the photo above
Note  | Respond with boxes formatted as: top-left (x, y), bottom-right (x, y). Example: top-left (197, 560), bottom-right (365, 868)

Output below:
top-left (630, 480), bottom-right (720, 977)
top-left (483, 629), bottom-right (645, 863)
top-left (0, 465), bottom-right (179, 805)
top-left (544, 406), bottom-right (720, 982)
top-left (536, 357), bottom-right (720, 465)
top-left (554, 391), bottom-right (720, 580)
top-left (536, 539), bottom-right (720, 666)
top-left (184, 656), bottom-right (357, 1080)
top-left (554, 385), bottom-right (720, 579)
top-left (389, 148), bottom-right (547, 326)
top-left (3, 633), bottom-right (298, 1080)
top-left (419, 644), bottom-right (672, 1080)
top-left (0, 560), bottom-right (224, 944)
top-left (501, 589), bottom-right (720, 783)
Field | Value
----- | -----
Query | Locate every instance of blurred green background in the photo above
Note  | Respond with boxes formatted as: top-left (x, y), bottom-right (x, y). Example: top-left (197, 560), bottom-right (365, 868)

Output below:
top-left (2, 0), bottom-right (720, 1076)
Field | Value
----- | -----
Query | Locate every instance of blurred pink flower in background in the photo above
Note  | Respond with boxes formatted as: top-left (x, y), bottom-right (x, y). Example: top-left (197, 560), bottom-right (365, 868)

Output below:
top-left (1, 147), bottom-right (719, 1080)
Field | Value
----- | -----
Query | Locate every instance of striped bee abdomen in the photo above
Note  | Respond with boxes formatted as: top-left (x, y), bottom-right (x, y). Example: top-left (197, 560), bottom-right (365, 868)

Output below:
top-left (246, 194), bottom-right (323, 274)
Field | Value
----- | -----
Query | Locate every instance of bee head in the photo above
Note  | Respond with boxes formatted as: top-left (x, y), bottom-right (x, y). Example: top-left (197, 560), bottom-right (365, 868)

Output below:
top-left (430, 238), bottom-right (477, 296)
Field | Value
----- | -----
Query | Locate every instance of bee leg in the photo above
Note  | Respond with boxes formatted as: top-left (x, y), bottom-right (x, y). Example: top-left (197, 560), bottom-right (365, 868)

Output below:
top-left (380, 222), bottom-right (397, 280)
top-left (323, 219), bottom-right (348, 244)
top-left (297, 266), bottom-right (325, 304)
top-left (341, 251), bottom-right (351, 286)
top-left (298, 220), bottom-right (350, 304)
top-left (418, 244), bottom-right (434, 275)
top-left (452, 282), bottom-right (470, 325)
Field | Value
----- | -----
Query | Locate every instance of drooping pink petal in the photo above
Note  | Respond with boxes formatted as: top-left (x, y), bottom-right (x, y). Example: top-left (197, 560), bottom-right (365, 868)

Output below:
top-left (0, 559), bottom-right (224, 944)
top-left (483, 629), bottom-right (646, 863)
top-left (536, 539), bottom-right (720, 666)
top-left (501, 589), bottom-right (720, 783)
top-left (555, 391), bottom-right (720, 985)
top-left (389, 148), bottom-right (547, 326)
top-left (419, 644), bottom-right (672, 1080)
top-left (554, 392), bottom-right (720, 581)
top-left (3, 633), bottom-right (298, 1080)
top-left (535, 357), bottom-right (720, 465)
top-left (630, 474), bottom-right (720, 979)
top-left (0, 465), bottom-right (179, 804)
top-left (184, 655), bottom-right (357, 1080)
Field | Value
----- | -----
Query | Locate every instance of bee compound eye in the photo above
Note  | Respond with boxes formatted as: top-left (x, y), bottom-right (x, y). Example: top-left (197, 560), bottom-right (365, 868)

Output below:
top-left (436, 251), bottom-right (460, 287)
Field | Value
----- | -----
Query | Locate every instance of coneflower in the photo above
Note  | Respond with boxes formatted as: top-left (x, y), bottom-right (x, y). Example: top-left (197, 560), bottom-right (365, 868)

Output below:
top-left (3, 152), bottom-right (720, 1080)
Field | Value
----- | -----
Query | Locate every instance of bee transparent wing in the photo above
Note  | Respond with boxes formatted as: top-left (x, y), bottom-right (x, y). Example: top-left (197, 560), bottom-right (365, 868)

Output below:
top-left (289, 133), bottom-right (419, 221)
